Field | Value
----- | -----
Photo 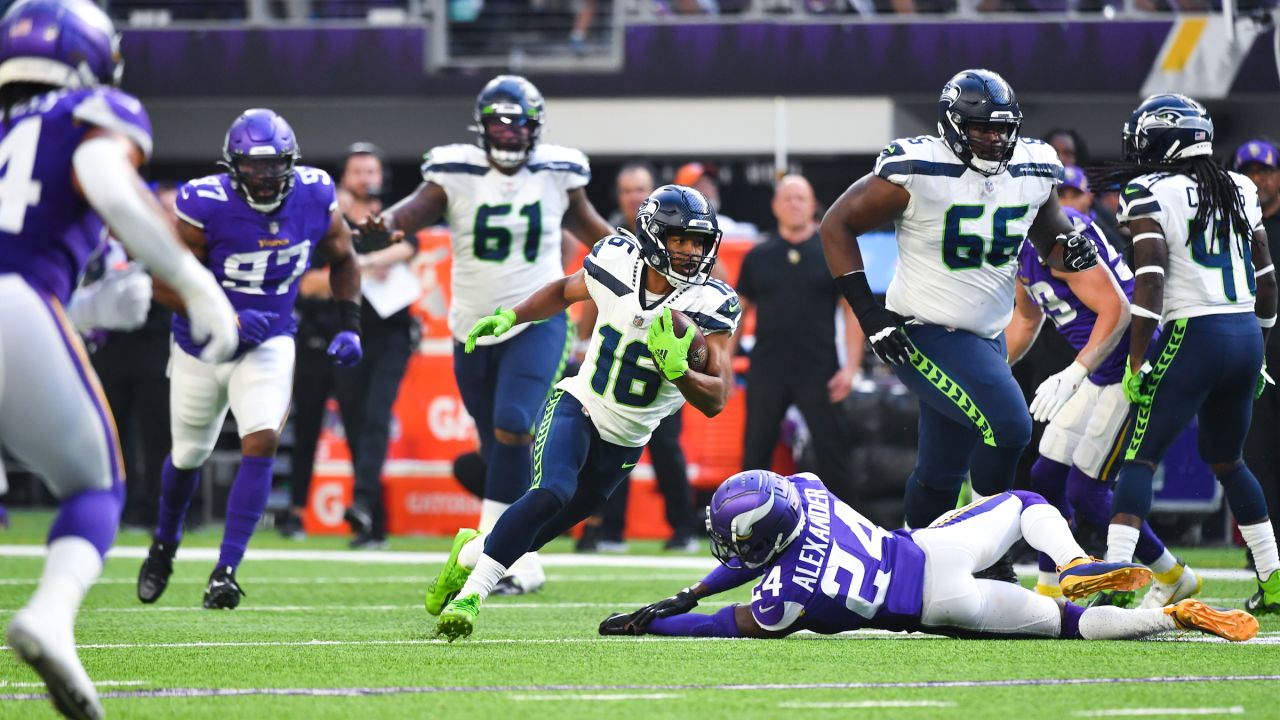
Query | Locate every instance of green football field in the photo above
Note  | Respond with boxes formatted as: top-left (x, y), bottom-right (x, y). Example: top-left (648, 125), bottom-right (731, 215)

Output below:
top-left (1, 511), bottom-right (1278, 719)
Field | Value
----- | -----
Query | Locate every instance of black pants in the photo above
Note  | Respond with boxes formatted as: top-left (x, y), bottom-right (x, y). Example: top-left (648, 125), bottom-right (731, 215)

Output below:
top-left (92, 333), bottom-right (170, 527)
top-left (1243, 340), bottom-right (1280, 539)
top-left (289, 330), bottom-right (338, 510)
top-left (335, 328), bottom-right (413, 538)
top-left (600, 411), bottom-right (696, 541)
top-left (742, 366), bottom-right (856, 503)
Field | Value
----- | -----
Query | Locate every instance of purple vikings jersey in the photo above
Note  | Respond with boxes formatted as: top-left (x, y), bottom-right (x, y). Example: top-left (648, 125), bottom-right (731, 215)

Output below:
top-left (750, 475), bottom-right (926, 634)
top-left (0, 88), bottom-right (152, 304)
top-left (171, 167), bottom-right (337, 357)
top-left (1017, 207), bottom-right (1134, 385)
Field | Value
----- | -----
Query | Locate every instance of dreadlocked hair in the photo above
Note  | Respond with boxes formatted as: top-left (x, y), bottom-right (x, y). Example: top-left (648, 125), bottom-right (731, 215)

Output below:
top-left (1087, 156), bottom-right (1253, 255)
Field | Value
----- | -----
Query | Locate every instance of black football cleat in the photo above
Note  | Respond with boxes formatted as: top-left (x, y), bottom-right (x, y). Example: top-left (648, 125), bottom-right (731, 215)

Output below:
top-left (203, 565), bottom-right (246, 610)
top-left (973, 552), bottom-right (1019, 585)
top-left (343, 504), bottom-right (373, 536)
top-left (137, 540), bottom-right (176, 604)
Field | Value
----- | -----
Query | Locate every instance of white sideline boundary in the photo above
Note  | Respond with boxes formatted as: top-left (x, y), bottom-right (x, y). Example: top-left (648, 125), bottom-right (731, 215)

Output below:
top-left (0, 546), bottom-right (1260, 581)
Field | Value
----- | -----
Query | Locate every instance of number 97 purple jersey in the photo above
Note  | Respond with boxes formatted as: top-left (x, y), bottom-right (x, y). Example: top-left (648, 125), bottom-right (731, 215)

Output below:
top-left (170, 167), bottom-right (338, 358)
top-left (0, 87), bottom-right (152, 304)
top-left (750, 474), bottom-right (927, 635)
top-left (1016, 207), bottom-right (1134, 386)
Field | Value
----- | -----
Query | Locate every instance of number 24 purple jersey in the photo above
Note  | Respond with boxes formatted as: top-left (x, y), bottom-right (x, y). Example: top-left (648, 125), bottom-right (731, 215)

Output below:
top-left (0, 88), bottom-right (152, 304)
top-left (750, 474), bottom-right (926, 635)
top-left (171, 168), bottom-right (337, 358)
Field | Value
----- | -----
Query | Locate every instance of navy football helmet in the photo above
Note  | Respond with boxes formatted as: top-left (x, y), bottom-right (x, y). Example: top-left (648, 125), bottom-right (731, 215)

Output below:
top-left (1122, 93), bottom-right (1213, 165)
top-left (937, 69), bottom-right (1022, 176)
top-left (474, 75), bottom-right (544, 170)
top-left (0, 0), bottom-right (122, 89)
top-left (707, 470), bottom-right (806, 570)
top-left (221, 109), bottom-right (300, 214)
top-left (634, 184), bottom-right (722, 287)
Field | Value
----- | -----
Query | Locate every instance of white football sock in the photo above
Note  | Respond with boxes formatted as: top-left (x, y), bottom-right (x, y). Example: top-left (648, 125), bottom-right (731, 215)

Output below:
top-left (1078, 606), bottom-right (1176, 640)
top-left (456, 554), bottom-right (507, 603)
top-left (508, 551), bottom-right (545, 587)
top-left (1105, 524), bottom-right (1140, 564)
top-left (1019, 503), bottom-right (1086, 568)
top-left (1240, 521), bottom-right (1280, 577)
top-left (458, 532), bottom-right (486, 570)
top-left (479, 500), bottom-right (510, 535)
top-left (1148, 549), bottom-right (1178, 577)
top-left (29, 537), bottom-right (102, 624)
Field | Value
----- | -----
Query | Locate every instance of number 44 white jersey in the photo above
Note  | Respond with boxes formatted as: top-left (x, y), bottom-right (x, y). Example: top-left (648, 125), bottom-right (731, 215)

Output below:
top-left (1117, 170), bottom-right (1265, 322)
top-left (874, 135), bottom-right (1062, 339)
top-left (558, 235), bottom-right (742, 447)
top-left (423, 142), bottom-right (590, 345)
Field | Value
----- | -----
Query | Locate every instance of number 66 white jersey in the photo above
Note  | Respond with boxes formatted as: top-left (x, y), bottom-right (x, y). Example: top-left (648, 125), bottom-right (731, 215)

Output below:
top-left (1118, 170), bottom-right (1265, 322)
top-left (171, 165), bottom-right (336, 360)
top-left (557, 234), bottom-right (741, 447)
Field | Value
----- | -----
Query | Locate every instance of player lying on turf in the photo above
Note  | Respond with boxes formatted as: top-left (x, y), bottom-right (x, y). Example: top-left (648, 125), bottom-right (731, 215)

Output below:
top-left (599, 470), bottom-right (1257, 642)
top-left (424, 184), bottom-right (741, 641)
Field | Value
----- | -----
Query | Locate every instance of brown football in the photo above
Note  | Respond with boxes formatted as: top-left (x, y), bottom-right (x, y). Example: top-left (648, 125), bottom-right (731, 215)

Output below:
top-left (669, 310), bottom-right (708, 374)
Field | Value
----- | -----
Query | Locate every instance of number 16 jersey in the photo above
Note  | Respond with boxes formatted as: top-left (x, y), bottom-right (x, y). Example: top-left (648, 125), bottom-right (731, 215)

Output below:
top-left (557, 234), bottom-right (741, 447)
top-left (423, 143), bottom-right (590, 346)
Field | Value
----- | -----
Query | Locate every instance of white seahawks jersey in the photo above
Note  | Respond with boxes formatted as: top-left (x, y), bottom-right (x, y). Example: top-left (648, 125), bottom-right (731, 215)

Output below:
top-left (875, 136), bottom-right (1062, 338)
top-left (1118, 171), bottom-right (1265, 323)
top-left (558, 235), bottom-right (741, 447)
top-left (423, 143), bottom-right (590, 344)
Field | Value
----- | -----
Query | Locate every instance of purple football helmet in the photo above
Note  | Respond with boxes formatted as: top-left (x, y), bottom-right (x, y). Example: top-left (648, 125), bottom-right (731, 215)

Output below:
top-left (706, 470), bottom-right (806, 569)
top-left (0, 0), bottom-right (122, 90)
top-left (221, 108), bottom-right (299, 213)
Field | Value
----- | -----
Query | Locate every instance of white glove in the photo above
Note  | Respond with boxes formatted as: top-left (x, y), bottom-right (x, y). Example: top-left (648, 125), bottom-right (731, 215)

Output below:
top-left (67, 263), bottom-right (153, 333)
top-left (173, 254), bottom-right (239, 364)
top-left (1029, 361), bottom-right (1090, 423)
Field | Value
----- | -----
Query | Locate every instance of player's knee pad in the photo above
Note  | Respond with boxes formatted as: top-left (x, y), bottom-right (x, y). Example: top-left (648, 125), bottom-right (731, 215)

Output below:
top-left (992, 410), bottom-right (1033, 450)
top-left (170, 442), bottom-right (213, 471)
top-left (912, 469), bottom-right (968, 493)
top-left (494, 404), bottom-right (535, 440)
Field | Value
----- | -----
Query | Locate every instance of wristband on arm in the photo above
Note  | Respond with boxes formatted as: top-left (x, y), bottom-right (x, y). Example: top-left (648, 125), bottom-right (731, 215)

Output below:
top-left (338, 300), bottom-right (362, 336)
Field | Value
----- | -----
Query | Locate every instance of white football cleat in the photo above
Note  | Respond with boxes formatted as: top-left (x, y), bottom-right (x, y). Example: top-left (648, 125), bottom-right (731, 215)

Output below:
top-left (6, 608), bottom-right (104, 720)
top-left (1140, 560), bottom-right (1202, 609)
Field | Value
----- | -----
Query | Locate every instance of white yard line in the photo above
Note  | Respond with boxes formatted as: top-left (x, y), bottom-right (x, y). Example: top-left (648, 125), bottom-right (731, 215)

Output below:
top-left (511, 693), bottom-right (685, 701)
top-left (1072, 708), bottom-right (1245, 717)
top-left (780, 700), bottom-right (958, 708)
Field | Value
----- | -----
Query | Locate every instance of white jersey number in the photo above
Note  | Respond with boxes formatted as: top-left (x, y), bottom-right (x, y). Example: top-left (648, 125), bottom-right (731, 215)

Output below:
top-left (222, 240), bottom-right (312, 295)
top-left (818, 502), bottom-right (892, 620)
top-left (0, 116), bottom-right (43, 234)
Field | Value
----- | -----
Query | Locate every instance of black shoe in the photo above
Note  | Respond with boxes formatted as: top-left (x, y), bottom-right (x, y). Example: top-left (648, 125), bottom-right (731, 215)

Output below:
top-left (137, 540), bottom-right (176, 604)
top-left (663, 534), bottom-right (699, 552)
top-left (343, 505), bottom-right (372, 536)
top-left (490, 575), bottom-right (540, 596)
top-left (277, 512), bottom-right (305, 541)
top-left (203, 565), bottom-right (246, 609)
top-left (349, 534), bottom-right (388, 550)
top-left (575, 523), bottom-right (601, 553)
top-left (974, 552), bottom-right (1019, 584)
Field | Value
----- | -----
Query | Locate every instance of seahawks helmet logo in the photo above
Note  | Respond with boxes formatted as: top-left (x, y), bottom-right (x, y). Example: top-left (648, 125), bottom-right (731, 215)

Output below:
top-left (941, 83), bottom-right (960, 105)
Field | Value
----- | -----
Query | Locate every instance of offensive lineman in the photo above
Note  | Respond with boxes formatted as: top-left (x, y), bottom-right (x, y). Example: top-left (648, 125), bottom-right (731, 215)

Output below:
top-left (425, 185), bottom-right (741, 640)
top-left (360, 75), bottom-right (613, 594)
top-left (821, 69), bottom-right (1100, 537)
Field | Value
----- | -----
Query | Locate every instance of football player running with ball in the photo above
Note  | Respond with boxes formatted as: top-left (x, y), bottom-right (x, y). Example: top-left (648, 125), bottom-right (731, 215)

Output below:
top-left (600, 471), bottom-right (1256, 644)
top-left (821, 69), bottom-right (1102, 542)
top-left (360, 75), bottom-right (613, 594)
top-left (137, 109), bottom-right (363, 609)
top-left (1095, 94), bottom-right (1280, 615)
top-left (425, 185), bottom-right (741, 641)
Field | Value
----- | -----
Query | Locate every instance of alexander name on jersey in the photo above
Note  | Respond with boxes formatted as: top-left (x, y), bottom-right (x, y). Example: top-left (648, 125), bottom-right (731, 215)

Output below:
top-left (422, 142), bottom-right (592, 345)
top-left (557, 234), bottom-right (740, 447)
top-left (874, 136), bottom-right (1063, 338)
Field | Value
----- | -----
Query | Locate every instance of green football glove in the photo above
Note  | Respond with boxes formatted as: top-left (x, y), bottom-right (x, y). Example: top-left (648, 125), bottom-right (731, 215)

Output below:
top-left (1123, 361), bottom-right (1154, 407)
top-left (1257, 362), bottom-right (1275, 399)
top-left (646, 307), bottom-right (692, 381)
top-left (465, 307), bottom-right (517, 353)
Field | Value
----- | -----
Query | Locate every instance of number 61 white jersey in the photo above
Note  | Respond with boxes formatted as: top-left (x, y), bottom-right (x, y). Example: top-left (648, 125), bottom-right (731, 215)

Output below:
top-left (423, 143), bottom-right (590, 346)
top-left (557, 234), bottom-right (741, 447)
top-left (171, 166), bottom-right (336, 359)
top-left (1118, 170), bottom-right (1265, 323)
